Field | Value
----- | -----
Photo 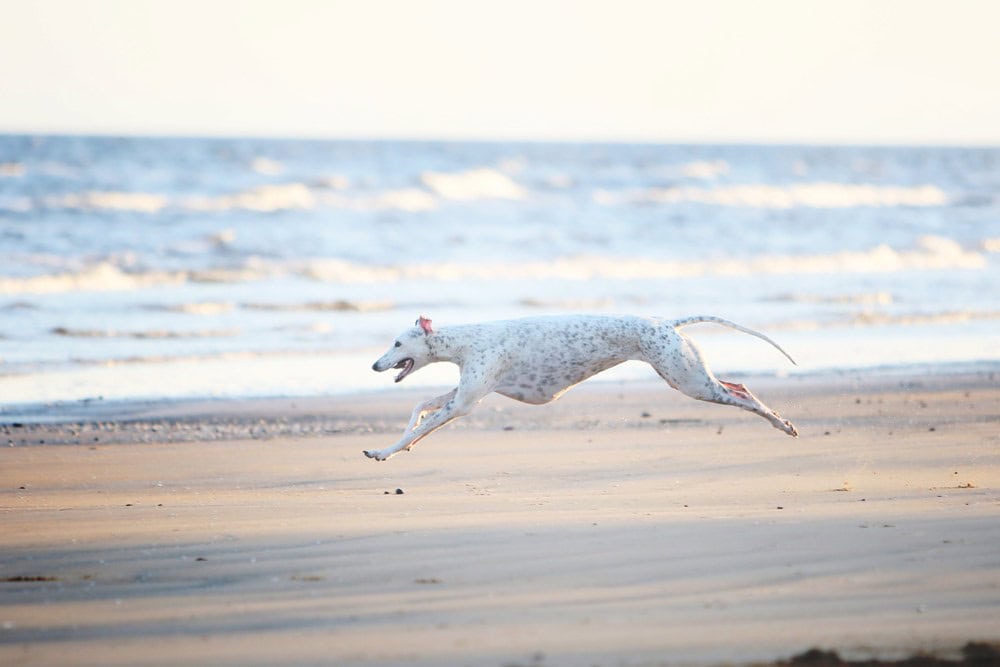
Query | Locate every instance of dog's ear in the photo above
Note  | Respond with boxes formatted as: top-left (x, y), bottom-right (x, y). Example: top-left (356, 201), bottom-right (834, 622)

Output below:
top-left (416, 316), bottom-right (433, 334)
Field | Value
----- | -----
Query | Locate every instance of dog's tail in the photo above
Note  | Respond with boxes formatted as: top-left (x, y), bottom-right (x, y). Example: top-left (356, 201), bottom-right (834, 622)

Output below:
top-left (672, 315), bottom-right (797, 366)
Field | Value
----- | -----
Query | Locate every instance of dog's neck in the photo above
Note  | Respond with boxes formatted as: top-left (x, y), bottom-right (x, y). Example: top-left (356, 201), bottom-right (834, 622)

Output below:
top-left (426, 327), bottom-right (469, 365)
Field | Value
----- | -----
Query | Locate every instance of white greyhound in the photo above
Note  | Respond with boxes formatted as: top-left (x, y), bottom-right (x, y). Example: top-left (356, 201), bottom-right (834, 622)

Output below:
top-left (365, 315), bottom-right (798, 461)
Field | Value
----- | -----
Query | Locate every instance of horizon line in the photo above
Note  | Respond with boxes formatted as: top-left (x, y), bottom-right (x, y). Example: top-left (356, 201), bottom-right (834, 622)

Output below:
top-left (2, 127), bottom-right (998, 150)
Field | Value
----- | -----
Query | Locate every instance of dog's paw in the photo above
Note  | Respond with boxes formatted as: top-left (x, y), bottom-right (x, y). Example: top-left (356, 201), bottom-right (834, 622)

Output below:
top-left (362, 449), bottom-right (385, 461)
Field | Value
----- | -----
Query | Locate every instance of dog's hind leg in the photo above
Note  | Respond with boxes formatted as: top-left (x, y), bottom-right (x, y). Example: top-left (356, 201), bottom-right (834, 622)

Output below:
top-left (644, 328), bottom-right (798, 437)
top-left (714, 380), bottom-right (798, 436)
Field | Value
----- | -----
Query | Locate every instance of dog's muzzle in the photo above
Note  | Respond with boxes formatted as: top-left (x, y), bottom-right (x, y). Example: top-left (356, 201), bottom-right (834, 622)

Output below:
top-left (373, 357), bottom-right (415, 383)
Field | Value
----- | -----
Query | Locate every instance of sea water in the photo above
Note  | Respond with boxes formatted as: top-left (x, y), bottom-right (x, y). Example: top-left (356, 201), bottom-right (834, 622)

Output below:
top-left (1, 136), bottom-right (997, 410)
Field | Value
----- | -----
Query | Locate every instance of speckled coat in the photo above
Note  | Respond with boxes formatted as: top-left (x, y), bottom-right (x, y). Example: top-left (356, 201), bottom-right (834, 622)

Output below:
top-left (365, 314), bottom-right (797, 460)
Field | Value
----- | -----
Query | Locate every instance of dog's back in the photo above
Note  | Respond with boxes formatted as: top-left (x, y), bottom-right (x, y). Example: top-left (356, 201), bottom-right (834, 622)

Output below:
top-left (476, 315), bottom-right (654, 403)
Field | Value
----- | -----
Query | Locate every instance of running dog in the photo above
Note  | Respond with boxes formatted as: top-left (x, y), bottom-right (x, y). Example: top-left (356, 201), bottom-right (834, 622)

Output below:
top-left (364, 315), bottom-right (797, 460)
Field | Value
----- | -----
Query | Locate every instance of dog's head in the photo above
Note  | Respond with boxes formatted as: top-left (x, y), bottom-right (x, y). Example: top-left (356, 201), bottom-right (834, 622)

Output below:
top-left (371, 316), bottom-right (435, 383)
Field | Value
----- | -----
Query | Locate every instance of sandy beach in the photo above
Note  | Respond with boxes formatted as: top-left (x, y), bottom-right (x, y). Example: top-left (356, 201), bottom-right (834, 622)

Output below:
top-left (2, 368), bottom-right (998, 666)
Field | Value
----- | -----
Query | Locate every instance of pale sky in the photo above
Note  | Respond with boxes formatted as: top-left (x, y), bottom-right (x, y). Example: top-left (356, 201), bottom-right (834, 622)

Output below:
top-left (2, 0), bottom-right (999, 144)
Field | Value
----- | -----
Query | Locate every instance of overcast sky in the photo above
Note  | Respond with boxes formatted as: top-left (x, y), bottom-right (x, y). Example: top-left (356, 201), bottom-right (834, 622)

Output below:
top-left (2, 0), bottom-right (998, 144)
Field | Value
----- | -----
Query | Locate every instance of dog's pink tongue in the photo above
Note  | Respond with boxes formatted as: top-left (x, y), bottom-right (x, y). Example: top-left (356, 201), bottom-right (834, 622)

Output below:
top-left (395, 359), bottom-right (414, 382)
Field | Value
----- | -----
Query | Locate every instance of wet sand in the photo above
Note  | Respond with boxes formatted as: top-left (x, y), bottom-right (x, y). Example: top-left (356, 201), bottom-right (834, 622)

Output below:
top-left (2, 369), bottom-right (998, 666)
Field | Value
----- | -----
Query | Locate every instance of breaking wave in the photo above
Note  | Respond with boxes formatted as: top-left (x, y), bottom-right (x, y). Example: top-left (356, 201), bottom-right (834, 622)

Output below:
top-left (241, 299), bottom-right (393, 312)
top-left (594, 182), bottom-right (948, 208)
top-left (0, 262), bottom-right (186, 294)
top-left (420, 167), bottom-right (527, 201)
top-left (0, 236), bottom-right (985, 296)
top-left (52, 326), bottom-right (239, 339)
top-left (28, 174), bottom-right (949, 216)
top-left (773, 309), bottom-right (1000, 332)
top-left (677, 159), bottom-right (730, 180)
top-left (43, 191), bottom-right (170, 213)
top-left (143, 302), bottom-right (235, 315)
top-left (768, 291), bottom-right (895, 306)
top-left (181, 183), bottom-right (316, 213)
top-left (27, 167), bottom-right (527, 215)
top-left (302, 235), bottom-right (983, 283)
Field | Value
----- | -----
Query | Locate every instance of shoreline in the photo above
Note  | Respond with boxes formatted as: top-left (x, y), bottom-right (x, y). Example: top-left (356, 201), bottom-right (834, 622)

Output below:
top-left (3, 357), bottom-right (998, 429)
top-left (2, 366), bottom-right (998, 666)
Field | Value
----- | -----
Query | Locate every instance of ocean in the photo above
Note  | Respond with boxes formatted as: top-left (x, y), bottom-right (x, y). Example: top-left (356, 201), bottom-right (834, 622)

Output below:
top-left (1, 135), bottom-right (997, 413)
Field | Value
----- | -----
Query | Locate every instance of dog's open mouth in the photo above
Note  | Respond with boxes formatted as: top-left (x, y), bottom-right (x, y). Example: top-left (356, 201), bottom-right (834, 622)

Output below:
top-left (393, 358), bottom-right (415, 383)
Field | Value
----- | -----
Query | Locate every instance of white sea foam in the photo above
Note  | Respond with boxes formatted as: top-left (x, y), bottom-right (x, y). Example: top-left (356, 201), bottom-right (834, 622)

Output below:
top-left (0, 262), bottom-right (184, 295)
top-left (242, 299), bottom-right (393, 312)
top-left (678, 159), bottom-right (730, 180)
top-left (595, 182), bottom-right (948, 208)
top-left (146, 302), bottom-right (236, 315)
top-left (769, 291), bottom-right (894, 306)
top-left (0, 261), bottom-right (279, 295)
top-left (769, 308), bottom-right (1000, 332)
top-left (187, 264), bottom-right (280, 284)
top-left (52, 326), bottom-right (239, 339)
top-left (40, 181), bottom-right (438, 215)
top-left (314, 175), bottom-right (351, 190)
top-left (250, 157), bottom-right (285, 175)
top-left (0, 236), bottom-right (985, 296)
top-left (847, 309), bottom-right (1000, 327)
top-left (182, 183), bottom-right (316, 212)
top-left (44, 191), bottom-right (170, 213)
top-left (420, 168), bottom-right (527, 201)
top-left (301, 235), bottom-right (984, 283)
top-left (520, 296), bottom-right (617, 310)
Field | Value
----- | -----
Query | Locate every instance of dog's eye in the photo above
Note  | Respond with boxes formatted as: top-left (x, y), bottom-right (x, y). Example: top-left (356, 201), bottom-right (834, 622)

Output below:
top-left (394, 341), bottom-right (402, 347)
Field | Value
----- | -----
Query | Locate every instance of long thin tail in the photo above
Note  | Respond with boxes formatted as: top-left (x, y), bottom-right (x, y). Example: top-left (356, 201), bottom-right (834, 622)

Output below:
top-left (672, 315), bottom-right (797, 366)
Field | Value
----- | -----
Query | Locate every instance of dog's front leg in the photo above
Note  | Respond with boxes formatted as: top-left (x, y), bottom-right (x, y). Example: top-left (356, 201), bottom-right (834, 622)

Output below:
top-left (363, 396), bottom-right (468, 461)
top-left (404, 389), bottom-right (457, 433)
top-left (363, 366), bottom-right (499, 461)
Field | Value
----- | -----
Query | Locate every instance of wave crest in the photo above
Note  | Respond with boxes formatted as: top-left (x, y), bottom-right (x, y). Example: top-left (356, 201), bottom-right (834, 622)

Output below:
top-left (44, 191), bottom-right (170, 213)
top-left (595, 182), bottom-right (948, 208)
top-left (182, 183), bottom-right (316, 212)
top-left (29, 167), bottom-right (526, 215)
top-left (301, 235), bottom-right (983, 283)
top-left (420, 168), bottom-right (527, 201)
top-left (0, 236), bottom-right (984, 296)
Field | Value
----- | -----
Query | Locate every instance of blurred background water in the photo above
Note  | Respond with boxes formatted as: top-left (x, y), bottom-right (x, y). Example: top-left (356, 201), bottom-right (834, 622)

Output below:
top-left (1, 135), bottom-right (997, 409)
